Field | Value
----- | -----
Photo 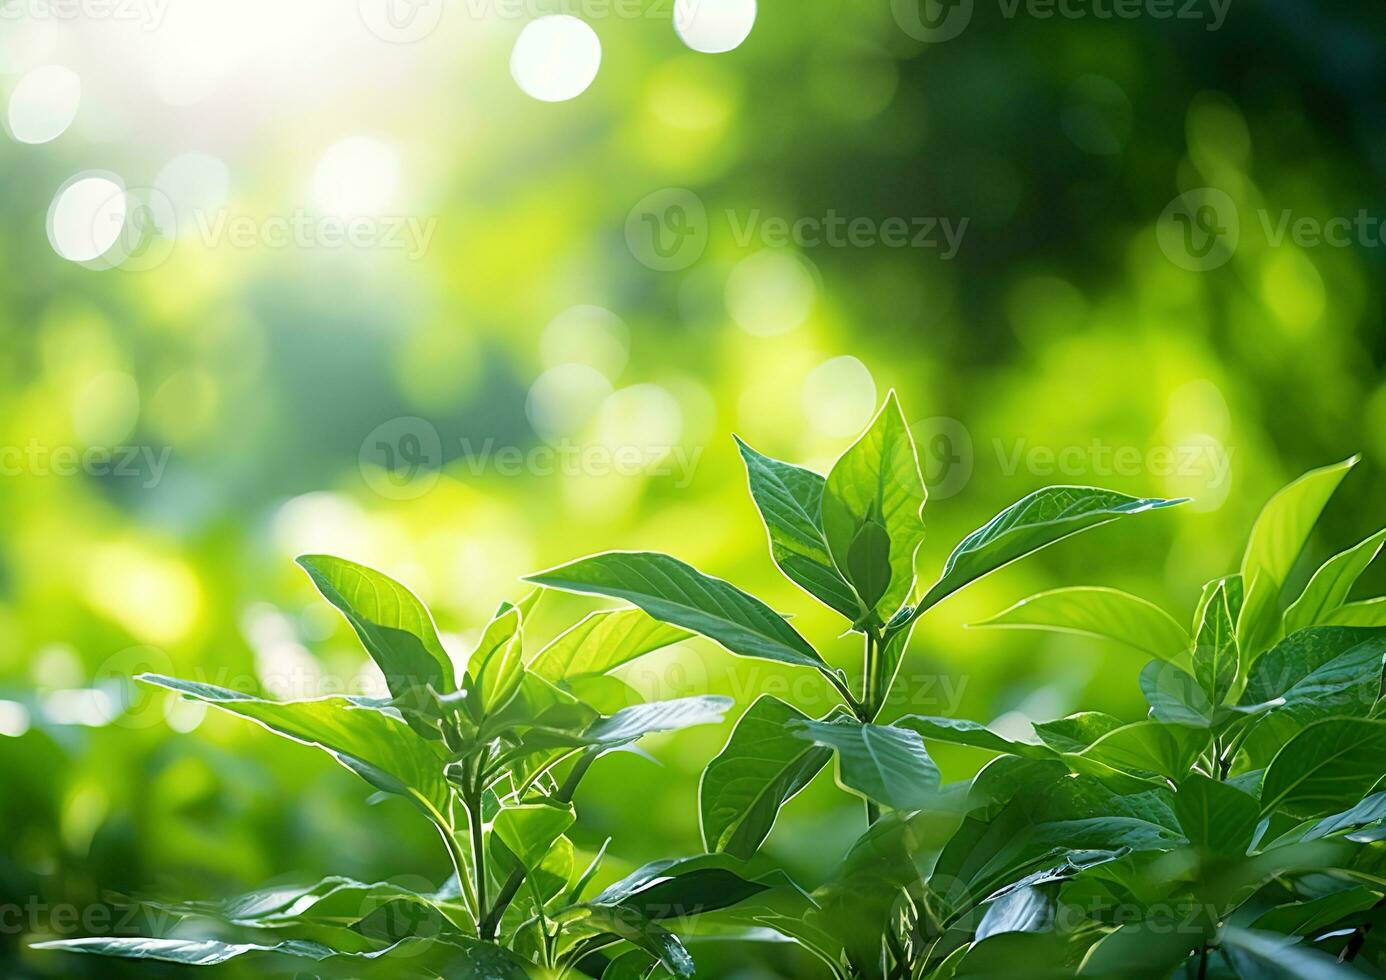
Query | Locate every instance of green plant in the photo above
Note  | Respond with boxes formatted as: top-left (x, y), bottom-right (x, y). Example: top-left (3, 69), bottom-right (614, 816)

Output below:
top-left (525, 392), bottom-right (1195, 976)
top-left (574, 449), bottom-right (1386, 980)
top-left (35, 555), bottom-right (772, 978)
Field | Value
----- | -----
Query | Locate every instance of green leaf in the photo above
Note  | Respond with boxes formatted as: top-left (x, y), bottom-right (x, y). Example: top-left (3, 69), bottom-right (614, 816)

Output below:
top-left (1139, 660), bottom-right (1213, 728)
top-left (467, 606), bottom-right (524, 717)
top-left (700, 695), bottom-right (837, 859)
top-left (528, 608), bottom-right (690, 683)
top-left (524, 552), bottom-right (835, 679)
top-left (1260, 717), bottom-right (1386, 818)
top-left (1301, 792), bottom-right (1386, 843)
top-left (735, 436), bottom-right (861, 620)
top-left (794, 718), bottom-right (940, 810)
top-left (975, 885), bottom-right (1056, 942)
top-left (1070, 720), bottom-right (1208, 781)
top-left (298, 554), bottom-right (455, 696)
top-left (137, 675), bottom-right (452, 820)
top-left (1032, 712), bottom-right (1124, 754)
top-left (821, 391), bottom-right (927, 622)
top-left (493, 802), bottom-right (575, 869)
top-left (31, 936), bottom-right (531, 975)
top-left (567, 906), bottom-right (694, 978)
top-left (970, 587), bottom-right (1190, 666)
top-left (585, 854), bottom-right (773, 920)
top-left (1239, 628), bottom-right (1386, 749)
top-left (1193, 576), bottom-right (1241, 705)
top-left (1325, 597), bottom-right (1386, 627)
top-left (894, 715), bottom-right (1055, 760)
top-left (915, 488), bottom-right (1186, 616)
top-left (580, 696), bottom-right (731, 746)
top-left (1077, 922), bottom-right (1200, 978)
top-left (1174, 773), bottom-right (1259, 854)
top-left (1283, 529), bottom-right (1386, 636)
top-left (846, 516), bottom-right (894, 612)
top-left (1237, 457), bottom-right (1358, 658)
top-left (1221, 925), bottom-right (1365, 979)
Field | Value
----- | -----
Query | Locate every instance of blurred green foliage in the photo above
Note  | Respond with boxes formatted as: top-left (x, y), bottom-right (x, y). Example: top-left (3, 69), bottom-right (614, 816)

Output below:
top-left (2, 0), bottom-right (1384, 974)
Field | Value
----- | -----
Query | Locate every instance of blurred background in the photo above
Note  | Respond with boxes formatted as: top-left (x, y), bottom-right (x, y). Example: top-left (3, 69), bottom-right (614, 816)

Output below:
top-left (2, 0), bottom-right (1385, 974)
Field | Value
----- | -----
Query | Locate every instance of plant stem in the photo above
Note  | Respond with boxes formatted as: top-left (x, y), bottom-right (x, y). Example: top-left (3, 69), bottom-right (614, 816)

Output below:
top-left (863, 630), bottom-right (883, 826)
top-left (435, 817), bottom-right (477, 926)
top-left (465, 754), bottom-right (489, 934)
top-left (481, 748), bottom-right (599, 941)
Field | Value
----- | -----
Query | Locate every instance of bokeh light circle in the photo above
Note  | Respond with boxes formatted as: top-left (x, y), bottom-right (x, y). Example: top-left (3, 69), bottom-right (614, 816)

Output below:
top-left (7, 64), bottom-right (80, 144)
top-left (802, 356), bottom-right (877, 437)
top-left (674, 0), bottom-right (756, 54)
top-left (510, 16), bottom-right (602, 103)
top-left (47, 173), bottom-right (127, 264)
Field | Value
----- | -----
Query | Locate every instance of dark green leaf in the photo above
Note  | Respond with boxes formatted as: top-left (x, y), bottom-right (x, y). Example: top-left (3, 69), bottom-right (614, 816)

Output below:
top-left (1174, 774), bottom-right (1259, 854)
top-left (700, 695), bottom-right (837, 858)
top-left (585, 854), bottom-right (772, 920)
top-left (795, 718), bottom-right (941, 810)
top-left (524, 552), bottom-right (834, 677)
top-left (1032, 712), bottom-right (1124, 754)
top-left (915, 488), bottom-right (1186, 616)
top-left (298, 554), bottom-right (455, 696)
top-left (1221, 925), bottom-right (1365, 979)
top-left (1260, 718), bottom-right (1386, 818)
top-left (820, 391), bottom-right (927, 622)
top-left (975, 885), bottom-right (1055, 942)
top-left (568, 906), bottom-right (694, 978)
top-left (1070, 720), bottom-right (1208, 781)
top-left (1139, 660), bottom-right (1214, 728)
top-left (735, 436), bottom-right (861, 620)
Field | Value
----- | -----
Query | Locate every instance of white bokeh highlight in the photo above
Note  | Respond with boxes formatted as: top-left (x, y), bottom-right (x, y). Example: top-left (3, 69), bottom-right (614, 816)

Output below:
top-left (47, 174), bottom-right (127, 263)
top-left (510, 16), bottom-right (602, 103)
top-left (802, 356), bottom-right (878, 437)
top-left (310, 137), bottom-right (400, 217)
top-left (7, 65), bottom-right (81, 144)
top-left (675, 0), bottom-right (757, 54)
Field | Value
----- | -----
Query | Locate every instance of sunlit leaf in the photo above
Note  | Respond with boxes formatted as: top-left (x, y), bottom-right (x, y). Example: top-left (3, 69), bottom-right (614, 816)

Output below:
top-left (820, 391), bottom-right (927, 623)
top-left (972, 587), bottom-right (1190, 666)
top-left (735, 436), bottom-right (861, 620)
top-left (137, 674), bottom-right (452, 820)
top-left (794, 717), bottom-right (940, 810)
top-left (700, 695), bottom-right (838, 859)
top-left (298, 554), bottom-right (455, 696)
top-left (914, 488), bottom-right (1186, 617)
top-left (528, 608), bottom-right (690, 683)
top-left (1283, 529), bottom-right (1386, 636)
top-left (1260, 718), bottom-right (1386, 819)
top-left (1237, 457), bottom-right (1358, 658)
top-left (525, 552), bottom-right (835, 677)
